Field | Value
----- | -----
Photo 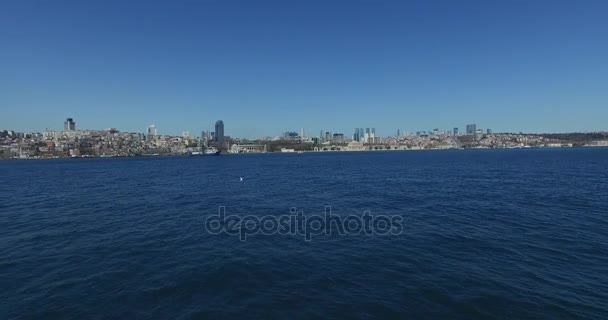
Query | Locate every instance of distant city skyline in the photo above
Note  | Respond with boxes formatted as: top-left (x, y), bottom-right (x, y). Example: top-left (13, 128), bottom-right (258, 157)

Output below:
top-left (1, 1), bottom-right (607, 136)
top-left (1, 115), bottom-right (607, 139)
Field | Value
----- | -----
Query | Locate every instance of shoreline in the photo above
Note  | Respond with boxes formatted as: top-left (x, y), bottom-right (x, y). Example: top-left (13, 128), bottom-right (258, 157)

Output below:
top-left (2, 145), bottom-right (607, 161)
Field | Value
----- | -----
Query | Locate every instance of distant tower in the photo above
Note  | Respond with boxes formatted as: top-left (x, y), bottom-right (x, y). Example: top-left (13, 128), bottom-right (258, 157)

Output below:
top-left (466, 124), bottom-right (476, 135)
top-left (453, 127), bottom-right (459, 136)
top-left (147, 124), bottom-right (157, 136)
top-left (64, 118), bottom-right (76, 131)
top-left (215, 120), bottom-right (225, 144)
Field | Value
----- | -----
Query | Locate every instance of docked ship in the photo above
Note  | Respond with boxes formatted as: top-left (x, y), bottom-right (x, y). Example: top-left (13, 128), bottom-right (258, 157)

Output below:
top-left (191, 146), bottom-right (221, 156)
top-left (204, 147), bottom-right (221, 156)
top-left (190, 136), bottom-right (221, 156)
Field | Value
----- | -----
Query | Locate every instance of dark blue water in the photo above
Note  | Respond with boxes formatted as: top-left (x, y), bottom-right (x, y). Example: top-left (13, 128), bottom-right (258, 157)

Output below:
top-left (2, 149), bottom-right (608, 319)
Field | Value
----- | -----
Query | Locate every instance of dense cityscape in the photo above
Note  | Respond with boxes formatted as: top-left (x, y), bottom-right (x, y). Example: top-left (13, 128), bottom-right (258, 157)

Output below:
top-left (1, 117), bottom-right (607, 159)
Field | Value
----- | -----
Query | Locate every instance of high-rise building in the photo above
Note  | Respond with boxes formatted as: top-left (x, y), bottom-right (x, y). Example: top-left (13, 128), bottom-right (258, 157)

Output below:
top-left (283, 131), bottom-right (299, 139)
top-left (333, 133), bottom-right (344, 143)
top-left (147, 124), bottom-right (157, 136)
top-left (453, 127), bottom-right (459, 136)
top-left (487, 129), bottom-right (492, 135)
top-left (201, 130), bottom-right (212, 140)
top-left (215, 120), bottom-right (224, 143)
top-left (64, 118), bottom-right (76, 131)
top-left (466, 124), bottom-right (477, 135)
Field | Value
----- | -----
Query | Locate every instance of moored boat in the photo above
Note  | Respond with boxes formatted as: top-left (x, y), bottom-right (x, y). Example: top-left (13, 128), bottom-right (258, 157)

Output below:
top-left (204, 147), bottom-right (221, 156)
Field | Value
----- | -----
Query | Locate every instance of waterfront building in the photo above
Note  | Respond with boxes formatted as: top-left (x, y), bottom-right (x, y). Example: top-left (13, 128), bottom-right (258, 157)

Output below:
top-left (453, 127), bottom-right (459, 136)
top-left (230, 144), bottom-right (265, 153)
top-left (588, 140), bottom-right (608, 147)
top-left (345, 140), bottom-right (365, 151)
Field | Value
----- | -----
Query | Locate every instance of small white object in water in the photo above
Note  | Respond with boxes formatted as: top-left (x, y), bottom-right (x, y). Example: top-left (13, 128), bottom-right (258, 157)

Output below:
top-left (240, 177), bottom-right (243, 182)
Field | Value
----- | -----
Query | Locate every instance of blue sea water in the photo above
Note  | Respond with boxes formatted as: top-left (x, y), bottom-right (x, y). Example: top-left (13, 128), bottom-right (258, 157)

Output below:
top-left (1, 148), bottom-right (608, 319)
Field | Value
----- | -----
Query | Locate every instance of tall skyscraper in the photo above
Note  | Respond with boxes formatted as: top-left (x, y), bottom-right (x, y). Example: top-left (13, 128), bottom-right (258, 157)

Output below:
top-left (64, 118), bottom-right (76, 131)
top-left (147, 124), bottom-right (157, 136)
top-left (466, 124), bottom-right (476, 135)
top-left (215, 120), bottom-right (225, 143)
top-left (453, 127), bottom-right (459, 136)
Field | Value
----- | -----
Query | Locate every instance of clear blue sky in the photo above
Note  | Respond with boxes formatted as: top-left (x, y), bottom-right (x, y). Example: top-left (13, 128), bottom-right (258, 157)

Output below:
top-left (1, 0), bottom-right (607, 137)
